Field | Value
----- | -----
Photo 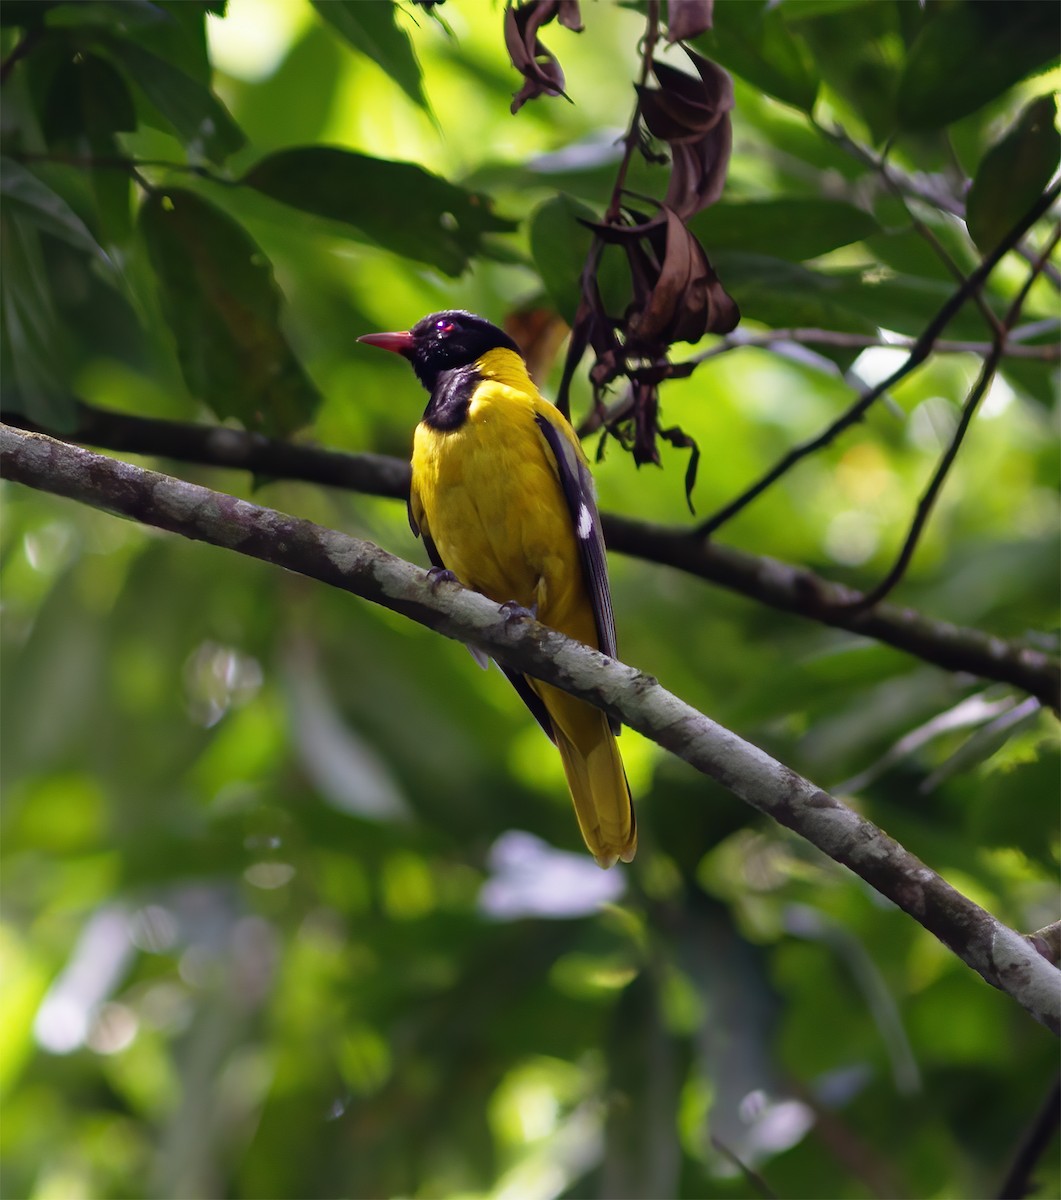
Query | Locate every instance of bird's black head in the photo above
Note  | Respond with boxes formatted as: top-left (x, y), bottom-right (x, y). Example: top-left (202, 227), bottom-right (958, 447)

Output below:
top-left (358, 310), bottom-right (519, 391)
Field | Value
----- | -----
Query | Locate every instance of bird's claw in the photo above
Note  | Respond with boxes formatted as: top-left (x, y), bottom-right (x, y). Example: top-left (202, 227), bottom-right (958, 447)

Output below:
top-left (499, 599), bottom-right (537, 625)
top-left (427, 566), bottom-right (458, 592)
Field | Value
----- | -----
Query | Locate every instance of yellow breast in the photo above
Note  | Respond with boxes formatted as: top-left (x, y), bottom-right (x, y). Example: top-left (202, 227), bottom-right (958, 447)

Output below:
top-left (410, 356), bottom-right (596, 647)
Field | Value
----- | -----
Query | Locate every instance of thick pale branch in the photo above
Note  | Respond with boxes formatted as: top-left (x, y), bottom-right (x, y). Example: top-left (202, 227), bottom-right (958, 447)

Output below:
top-left (3, 424), bottom-right (1058, 1032)
top-left (5, 406), bottom-right (1056, 705)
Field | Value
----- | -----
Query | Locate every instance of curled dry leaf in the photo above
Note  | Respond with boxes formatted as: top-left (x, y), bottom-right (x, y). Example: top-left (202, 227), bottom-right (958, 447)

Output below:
top-left (546, 36), bottom-right (735, 504)
top-left (504, 0), bottom-right (583, 113)
top-left (587, 205), bottom-right (739, 352)
top-left (582, 205), bottom-right (733, 495)
top-left (637, 49), bottom-right (734, 220)
top-left (665, 0), bottom-right (713, 43)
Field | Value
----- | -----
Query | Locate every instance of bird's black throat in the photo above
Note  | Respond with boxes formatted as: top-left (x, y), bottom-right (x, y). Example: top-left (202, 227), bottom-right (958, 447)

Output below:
top-left (422, 364), bottom-right (480, 431)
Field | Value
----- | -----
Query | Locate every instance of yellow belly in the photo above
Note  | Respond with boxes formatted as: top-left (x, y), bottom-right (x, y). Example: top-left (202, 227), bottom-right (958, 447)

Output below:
top-left (410, 391), bottom-right (596, 649)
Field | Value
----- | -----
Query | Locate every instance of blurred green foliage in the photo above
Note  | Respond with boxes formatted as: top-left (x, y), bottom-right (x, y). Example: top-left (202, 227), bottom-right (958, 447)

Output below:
top-left (1, 1), bottom-right (1058, 1198)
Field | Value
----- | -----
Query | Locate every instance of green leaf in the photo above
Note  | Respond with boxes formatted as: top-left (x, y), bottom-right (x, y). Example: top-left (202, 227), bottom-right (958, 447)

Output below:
top-left (966, 95), bottom-right (1060, 255)
top-left (1, 1), bottom-right (57, 28)
top-left (311, 0), bottom-right (431, 117)
top-left (101, 36), bottom-right (244, 163)
top-left (42, 54), bottom-right (137, 245)
top-left (0, 212), bottom-right (77, 430)
top-left (897, 0), bottom-right (1061, 131)
top-left (710, 251), bottom-right (877, 334)
top-left (43, 53), bottom-right (136, 140)
top-left (0, 158), bottom-right (108, 260)
top-left (691, 198), bottom-right (880, 262)
top-left (241, 147), bottom-right (516, 277)
top-left (788, 2), bottom-right (903, 144)
top-left (529, 195), bottom-right (597, 323)
top-left (822, 268), bottom-right (1005, 341)
top-left (694, 0), bottom-right (818, 113)
top-left (139, 189), bottom-right (320, 436)
top-left (45, 1), bottom-right (170, 30)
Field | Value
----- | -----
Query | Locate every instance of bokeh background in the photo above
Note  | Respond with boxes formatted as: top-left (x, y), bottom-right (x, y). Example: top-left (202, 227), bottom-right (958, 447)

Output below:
top-left (2, 2), bottom-right (1058, 1197)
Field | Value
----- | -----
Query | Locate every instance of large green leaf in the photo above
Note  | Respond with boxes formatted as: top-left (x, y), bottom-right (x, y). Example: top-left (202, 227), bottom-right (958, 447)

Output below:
top-left (43, 52), bottom-right (136, 140)
top-left (241, 147), bottom-right (516, 277)
top-left (139, 188), bottom-right (320, 436)
top-left (529, 195), bottom-right (596, 324)
top-left (42, 54), bottom-right (136, 246)
top-left (101, 35), bottom-right (245, 163)
top-left (691, 198), bottom-right (880, 262)
top-left (311, 0), bottom-right (430, 117)
top-left (824, 269), bottom-right (1022, 342)
top-left (966, 95), bottom-right (1060, 255)
top-left (0, 158), bottom-right (108, 261)
top-left (788, 2), bottom-right (903, 144)
top-left (694, 0), bottom-right (818, 113)
top-left (0, 212), bottom-right (77, 430)
top-left (710, 251), bottom-right (877, 334)
top-left (897, 0), bottom-right (1061, 130)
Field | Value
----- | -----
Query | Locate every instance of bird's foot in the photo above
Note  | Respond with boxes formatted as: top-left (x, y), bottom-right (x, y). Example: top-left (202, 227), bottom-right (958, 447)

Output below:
top-left (427, 566), bottom-right (458, 592)
top-left (499, 599), bottom-right (537, 625)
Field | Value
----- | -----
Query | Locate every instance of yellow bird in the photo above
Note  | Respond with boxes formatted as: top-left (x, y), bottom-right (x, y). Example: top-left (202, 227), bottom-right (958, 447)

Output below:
top-left (358, 310), bottom-right (636, 867)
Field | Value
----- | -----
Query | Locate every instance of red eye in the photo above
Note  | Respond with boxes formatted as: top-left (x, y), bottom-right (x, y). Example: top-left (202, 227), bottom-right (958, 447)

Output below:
top-left (436, 320), bottom-right (454, 335)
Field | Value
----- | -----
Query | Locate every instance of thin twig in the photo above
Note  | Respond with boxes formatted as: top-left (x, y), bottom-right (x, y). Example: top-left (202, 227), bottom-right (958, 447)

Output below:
top-left (709, 1138), bottom-right (776, 1199)
top-left (682, 327), bottom-right (1059, 365)
top-left (4, 423), bottom-right (1060, 1032)
top-left (864, 128), bottom-right (1006, 339)
top-left (842, 223), bottom-right (1061, 612)
top-left (0, 25), bottom-right (43, 86)
top-left (577, 324), bottom-right (1058, 437)
top-left (996, 1076), bottom-right (1061, 1200)
top-left (9, 150), bottom-right (232, 186)
top-left (694, 180), bottom-right (1061, 539)
top-left (604, 0), bottom-right (660, 222)
top-left (826, 125), bottom-right (1061, 292)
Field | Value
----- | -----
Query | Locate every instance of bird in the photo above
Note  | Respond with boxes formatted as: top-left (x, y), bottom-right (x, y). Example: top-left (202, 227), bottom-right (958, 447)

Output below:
top-left (358, 310), bottom-right (636, 867)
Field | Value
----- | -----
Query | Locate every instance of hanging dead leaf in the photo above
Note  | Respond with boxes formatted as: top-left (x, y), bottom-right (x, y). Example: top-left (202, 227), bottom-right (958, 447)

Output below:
top-left (504, 0), bottom-right (583, 113)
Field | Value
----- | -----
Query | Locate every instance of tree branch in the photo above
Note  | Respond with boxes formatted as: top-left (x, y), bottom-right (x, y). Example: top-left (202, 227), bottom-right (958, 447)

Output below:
top-left (996, 1075), bottom-right (1061, 1200)
top-left (5, 404), bottom-right (1056, 706)
top-left (3, 424), bottom-right (1059, 1032)
top-left (842, 225), bottom-right (1061, 612)
top-left (823, 124), bottom-right (1061, 293)
top-left (694, 180), bottom-right (1061, 538)
top-left (578, 323), bottom-right (1058, 439)
top-left (601, 518), bottom-right (1060, 708)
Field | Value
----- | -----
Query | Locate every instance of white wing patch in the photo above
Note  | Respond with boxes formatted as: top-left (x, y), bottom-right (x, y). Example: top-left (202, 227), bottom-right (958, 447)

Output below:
top-left (577, 502), bottom-right (593, 541)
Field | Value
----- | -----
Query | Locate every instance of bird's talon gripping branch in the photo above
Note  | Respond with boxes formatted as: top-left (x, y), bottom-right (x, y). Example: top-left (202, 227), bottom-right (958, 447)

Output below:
top-left (426, 566), bottom-right (459, 592)
top-left (499, 599), bottom-right (537, 624)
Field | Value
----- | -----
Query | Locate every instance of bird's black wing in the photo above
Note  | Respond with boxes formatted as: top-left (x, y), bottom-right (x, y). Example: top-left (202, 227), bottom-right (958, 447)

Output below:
top-left (534, 413), bottom-right (620, 734)
top-left (410, 492), bottom-right (556, 741)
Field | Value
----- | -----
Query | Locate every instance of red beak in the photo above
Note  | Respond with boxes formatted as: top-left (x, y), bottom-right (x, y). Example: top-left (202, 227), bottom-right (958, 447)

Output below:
top-left (357, 330), bottom-right (415, 356)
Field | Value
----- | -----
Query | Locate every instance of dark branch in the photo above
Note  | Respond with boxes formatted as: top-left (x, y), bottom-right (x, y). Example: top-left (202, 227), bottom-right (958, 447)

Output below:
top-left (844, 225), bottom-right (1061, 612)
top-left (3, 423), bottom-right (1059, 1032)
top-left (823, 124), bottom-right (1061, 293)
top-left (602, 519), bottom-right (1060, 708)
top-left (4, 403), bottom-right (1057, 707)
top-left (694, 180), bottom-right (1061, 538)
top-left (0, 25), bottom-right (44, 86)
top-left (996, 1076), bottom-right (1061, 1200)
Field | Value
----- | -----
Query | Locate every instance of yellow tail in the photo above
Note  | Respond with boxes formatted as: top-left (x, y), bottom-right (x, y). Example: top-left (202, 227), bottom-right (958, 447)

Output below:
top-left (533, 681), bottom-right (636, 868)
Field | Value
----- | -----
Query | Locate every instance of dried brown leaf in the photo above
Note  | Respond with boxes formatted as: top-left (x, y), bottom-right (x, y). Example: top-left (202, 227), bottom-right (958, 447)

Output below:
top-left (665, 0), bottom-right (713, 43)
top-left (504, 0), bottom-right (580, 113)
